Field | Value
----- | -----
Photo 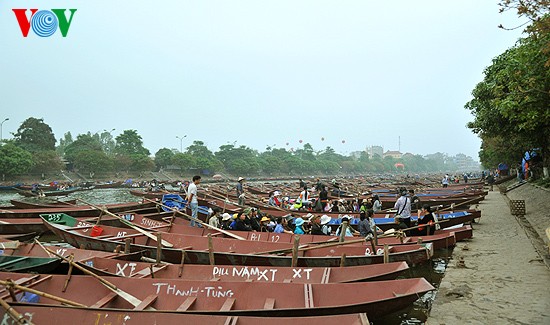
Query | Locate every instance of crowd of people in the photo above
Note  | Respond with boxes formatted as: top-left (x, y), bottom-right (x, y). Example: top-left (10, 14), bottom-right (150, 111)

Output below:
top-left (184, 176), bottom-right (439, 239)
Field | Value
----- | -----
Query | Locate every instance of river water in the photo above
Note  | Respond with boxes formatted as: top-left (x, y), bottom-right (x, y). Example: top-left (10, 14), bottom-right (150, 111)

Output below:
top-left (0, 188), bottom-right (448, 324)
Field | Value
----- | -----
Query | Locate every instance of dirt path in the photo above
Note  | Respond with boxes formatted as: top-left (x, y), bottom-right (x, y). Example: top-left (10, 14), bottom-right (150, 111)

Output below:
top-left (428, 186), bottom-right (550, 325)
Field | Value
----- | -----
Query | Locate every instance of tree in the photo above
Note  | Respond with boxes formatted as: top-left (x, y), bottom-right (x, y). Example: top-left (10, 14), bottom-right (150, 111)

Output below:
top-left (0, 143), bottom-right (33, 176)
top-left (64, 133), bottom-right (103, 164)
top-left (57, 131), bottom-right (73, 156)
top-left (13, 117), bottom-right (56, 153)
top-left (31, 151), bottom-right (64, 174)
top-left (115, 130), bottom-right (150, 156)
top-left (73, 150), bottom-right (113, 173)
top-left (466, 31), bottom-right (550, 168)
top-left (154, 148), bottom-right (175, 170)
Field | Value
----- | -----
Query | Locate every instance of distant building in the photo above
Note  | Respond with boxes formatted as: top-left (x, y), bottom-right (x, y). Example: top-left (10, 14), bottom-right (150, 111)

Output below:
top-left (384, 150), bottom-right (402, 159)
top-left (367, 145), bottom-right (384, 158)
top-left (453, 154), bottom-right (481, 171)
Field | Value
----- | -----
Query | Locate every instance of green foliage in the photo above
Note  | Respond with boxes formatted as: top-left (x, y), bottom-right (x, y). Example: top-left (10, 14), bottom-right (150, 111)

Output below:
top-left (13, 117), bottom-right (56, 153)
top-left (115, 130), bottom-right (149, 156)
top-left (57, 132), bottom-right (73, 156)
top-left (466, 28), bottom-right (550, 168)
top-left (0, 143), bottom-right (33, 176)
top-left (73, 150), bottom-right (113, 173)
top-left (64, 134), bottom-right (103, 164)
top-left (129, 154), bottom-right (155, 172)
top-left (31, 150), bottom-right (64, 173)
top-left (154, 148), bottom-right (175, 169)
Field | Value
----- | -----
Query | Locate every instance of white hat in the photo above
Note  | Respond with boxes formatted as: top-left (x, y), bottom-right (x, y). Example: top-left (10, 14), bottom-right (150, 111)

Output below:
top-left (273, 191), bottom-right (281, 196)
top-left (222, 213), bottom-right (232, 221)
top-left (320, 215), bottom-right (331, 225)
top-left (238, 177), bottom-right (244, 181)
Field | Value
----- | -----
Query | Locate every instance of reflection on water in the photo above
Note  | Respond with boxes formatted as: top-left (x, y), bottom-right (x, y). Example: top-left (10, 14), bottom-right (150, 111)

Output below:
top-left (0, 188), bottom-right (453, 325)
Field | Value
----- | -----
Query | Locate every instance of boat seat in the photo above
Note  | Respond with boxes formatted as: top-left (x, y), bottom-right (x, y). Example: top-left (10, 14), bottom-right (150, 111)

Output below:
top-left (220, 298), bottom-right (235, 311)
top-left (283, 279), bottom-right (292, 283)
top-left (304, 283), bottom-right (314, 308)
top-left (177, 297), bottom-right (196, 311)
top-left (134, 294), bottom-right (158, 310)
top-left (132, 264), bottom-right (169, 278)
top-left (91, 292), bottom-right (118, 308)
top-left (223, 316), bottom-right (238, 325)
top-left (263, 298), bottom-right (275, 309)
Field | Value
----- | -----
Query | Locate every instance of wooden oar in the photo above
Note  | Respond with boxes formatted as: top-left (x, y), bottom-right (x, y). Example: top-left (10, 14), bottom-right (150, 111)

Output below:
top-left (76, 198), bottom-right (173, 248)
top-left (37, 241), bottom-right (152, 309)
top-left (143, 198), bottom-right (246, 241)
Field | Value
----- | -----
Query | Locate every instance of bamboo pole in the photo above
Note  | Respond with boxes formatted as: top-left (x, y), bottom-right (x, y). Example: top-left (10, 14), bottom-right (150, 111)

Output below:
top-left (0, 279), bottom-right (86, 307)
top-left (208, 234), bottom-right (215, 266)
top-left (178, 250), bottom-right (186, 278)
top-left (291, 236), bottom-right (300, 267)
top-left (62, 254), bottom-right (75, 292)
top-left (156, 233), bottom-right (162, 265)
top-left (76, 198), bottom-right (173, 248)
top-left (0, 296), bottom-right (33, 325)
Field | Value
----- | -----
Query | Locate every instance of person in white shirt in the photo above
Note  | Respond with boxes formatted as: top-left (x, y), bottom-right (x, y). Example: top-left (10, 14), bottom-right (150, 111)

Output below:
top-left (187, 175), bottom-right (201, 227)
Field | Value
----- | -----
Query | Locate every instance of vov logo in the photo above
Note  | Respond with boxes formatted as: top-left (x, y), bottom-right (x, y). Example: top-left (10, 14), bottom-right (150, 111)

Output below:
top-left (13, 9), bottom-right (77, 37)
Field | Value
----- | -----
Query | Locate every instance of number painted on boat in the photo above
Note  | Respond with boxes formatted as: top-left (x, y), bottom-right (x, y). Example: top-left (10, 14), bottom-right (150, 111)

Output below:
top-left (270, 235), bottom-right (280, 242)
top-left (92, 313), bottom-right (130, 325)
top-left (47, 214), bottom-right (62, 222)
top-left (77, 221), bottom-right (91, 232)
top-left (365, 247), bottom-right (371, 256)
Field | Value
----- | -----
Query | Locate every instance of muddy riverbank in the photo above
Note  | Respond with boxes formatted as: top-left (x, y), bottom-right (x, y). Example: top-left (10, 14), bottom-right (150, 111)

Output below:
top-left (429, 184), bottom-right (550, 324)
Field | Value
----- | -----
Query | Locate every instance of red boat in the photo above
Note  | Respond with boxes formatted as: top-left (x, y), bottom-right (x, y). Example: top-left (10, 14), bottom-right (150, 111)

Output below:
top-left (0, 272), bottom-right (435, 319)
top-left (41, 215), bottom-right (434, 267)
top-left (0, 305), bottom-right (373, 325)
top-left (78, 257), bottom-right (409, 282)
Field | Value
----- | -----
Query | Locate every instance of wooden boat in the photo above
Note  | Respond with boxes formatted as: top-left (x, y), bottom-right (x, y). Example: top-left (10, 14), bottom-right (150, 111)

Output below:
top-left (17, 188), bottom-right (79, 197)
top-left (78, 257), bottom-right (409, 282)
top-left (0, 255), bottom-right (61, 273)
top-left (0, 272), bottom-right (434, 319)
top-left (0, 304), bottom-right (373, 325)
top-left (94, 181), bottom-right (123, 189)
top-left (9, 199), bottom-right (77, 209)
top-left (41, 214), bottom-right (434, 267)
top-left (0, 201), bottom-right (157, 219)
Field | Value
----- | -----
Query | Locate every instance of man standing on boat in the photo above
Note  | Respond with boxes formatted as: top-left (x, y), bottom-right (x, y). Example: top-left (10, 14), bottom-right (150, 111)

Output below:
top-left (236, 177), bottom-right (245, 206)
top-left (187, 175), bottom-right (201, 227)
top-left (394, 188), bottom-right (412, 230)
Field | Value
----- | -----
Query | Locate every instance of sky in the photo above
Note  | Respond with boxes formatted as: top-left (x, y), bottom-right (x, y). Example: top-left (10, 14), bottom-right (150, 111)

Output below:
top-left (0, 1), bottom-right (526, 160)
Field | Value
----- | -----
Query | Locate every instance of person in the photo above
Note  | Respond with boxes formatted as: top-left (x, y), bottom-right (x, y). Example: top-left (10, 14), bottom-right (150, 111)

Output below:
top-left (186, 175), bottom-right (201, 227)
top-left (416, 204), bottom-right (436, 236)
top-left (372, 195), bottom-right (382, 213)
top-left (299, 179), bottom-right (306, 189)
top-left (298, 186), bottom-right (310, 209)
top-left (314, 178), bottom-right (324, 192)
top-left (309, 215), bottom-right (325, 235)
top-left (337, 200), bottom-right (346, 213)
top-left (359, 199), bottom-right (372, 214)
top-left (268, 191), bottom-right (281, 207)
top-left (394, 188), bottom-right (411, 229)
top-left (335, 216), bottom-right (356, 237)
top-left (319, 186), bottom-right (328, 211)
top-left (208, 208), bottom-right (220, 228)
top-left (320, 215), bottom-right (332, 235)
top-left (463, 173), bottom-right (468, 183)
top-left (358, 211), bottom-right (374, 239)
top-left (442, 174), bottom-right (449, 188)
top-left (274, 216), bottom-right (293, 234)
top-left (409, 189), bottom-right (420, 211)
top-left (260, 216), bottom-right (274, 232)
top-left (236, 177), bottom-right (245, 206)
top-left (247, 208), bottom-right (261, 232)
top-left (293, 217), bottom-right (306, 235)
top-left (234, 212), bottom-right (252, 231)
top-left (220, 213), bottom-right (232, 230)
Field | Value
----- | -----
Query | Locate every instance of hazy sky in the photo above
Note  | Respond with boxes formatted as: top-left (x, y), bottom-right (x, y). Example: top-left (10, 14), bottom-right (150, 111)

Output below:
top-left (0, 1), bottom-right (525, 160)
